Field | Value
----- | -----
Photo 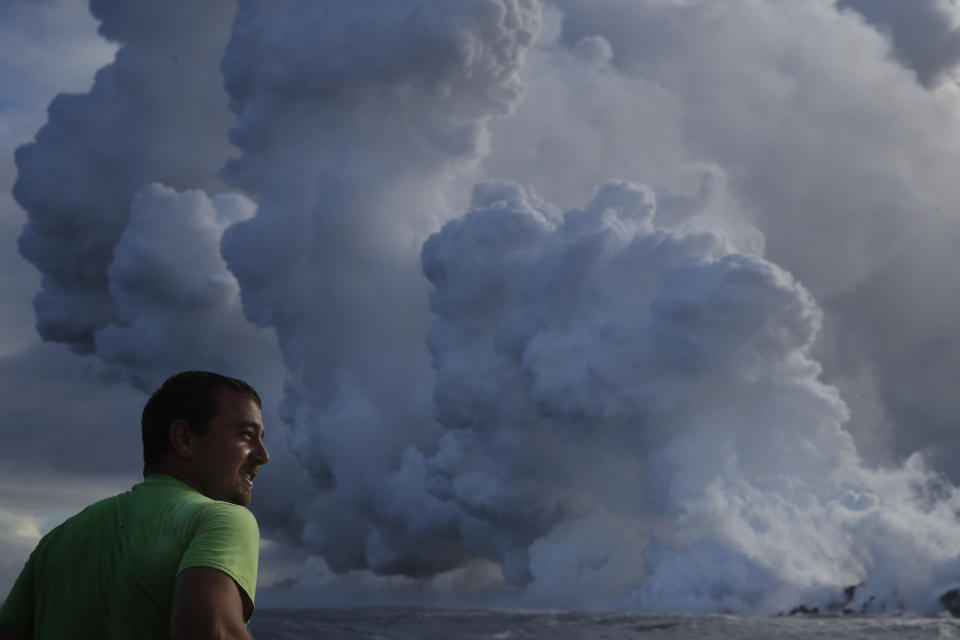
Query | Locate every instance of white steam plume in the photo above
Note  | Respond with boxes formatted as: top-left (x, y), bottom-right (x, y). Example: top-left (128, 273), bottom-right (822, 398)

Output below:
top-left (219, 0), bottom-right (541, 575)
top-left (15, 0), bottom-right (960, 614)
top-left (422, 179), bottom-right (960, 613)
top-left (489, 0), bottom-right (960, 477)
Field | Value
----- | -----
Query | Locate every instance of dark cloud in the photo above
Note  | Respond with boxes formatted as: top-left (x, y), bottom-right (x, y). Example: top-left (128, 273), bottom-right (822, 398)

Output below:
top-left (0, 1), bottom-right (115, 356)
top-left (14, 0), bottom-right (237, 352)
top-left (0, 343), bottom-right (141, 477)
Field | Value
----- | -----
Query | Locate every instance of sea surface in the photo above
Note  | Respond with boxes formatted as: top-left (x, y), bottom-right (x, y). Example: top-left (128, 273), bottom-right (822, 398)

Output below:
top-left (248, 608), bottom-right (960, 639)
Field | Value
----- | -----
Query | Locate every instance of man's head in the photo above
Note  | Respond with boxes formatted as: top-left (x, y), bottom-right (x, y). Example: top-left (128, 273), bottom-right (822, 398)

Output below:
top-left (142, 371), bottom-right (269, 505)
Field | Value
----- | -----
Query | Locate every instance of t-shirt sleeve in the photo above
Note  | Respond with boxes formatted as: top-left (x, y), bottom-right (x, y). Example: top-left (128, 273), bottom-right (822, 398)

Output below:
top-left (0, 552), bottom-right (35, 635)
top-left (177, 503), bottom-right (260, 621)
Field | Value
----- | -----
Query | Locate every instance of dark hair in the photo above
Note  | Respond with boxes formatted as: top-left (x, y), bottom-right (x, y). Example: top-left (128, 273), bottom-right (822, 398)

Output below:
top-left (141, 371), bottom-right (261, 469)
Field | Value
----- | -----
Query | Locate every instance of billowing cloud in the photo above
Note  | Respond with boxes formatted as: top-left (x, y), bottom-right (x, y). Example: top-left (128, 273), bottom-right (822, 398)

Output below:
top-left (420, 180), bottom-right (960, 613)
top-left (0, 0), bottom-right (116, 357)
top-left (94, 184), bottom-right (276, 392)
top-left (219, 0), bottom-right (542, 577)
top-left (11, 0), bottom-right (960, 615)
top-left (14, 0), bottom-right (237, 352)
top-left (838, 0), bottom-right (960, 87)
top-left (488, 0), bottom-right (960, 477)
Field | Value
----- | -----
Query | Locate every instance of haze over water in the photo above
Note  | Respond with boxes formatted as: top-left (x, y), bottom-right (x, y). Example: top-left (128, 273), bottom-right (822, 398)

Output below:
top-left (248, 609), bottom-right (960, 640)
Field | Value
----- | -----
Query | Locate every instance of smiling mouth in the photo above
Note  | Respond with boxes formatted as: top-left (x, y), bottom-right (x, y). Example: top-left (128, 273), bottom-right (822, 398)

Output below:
top-left (241, 469), bottom-right (258, 486)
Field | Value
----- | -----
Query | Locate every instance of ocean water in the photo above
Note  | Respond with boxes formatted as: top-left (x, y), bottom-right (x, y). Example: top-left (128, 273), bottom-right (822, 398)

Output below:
top-left (248, 609), bottom-right (960, 639)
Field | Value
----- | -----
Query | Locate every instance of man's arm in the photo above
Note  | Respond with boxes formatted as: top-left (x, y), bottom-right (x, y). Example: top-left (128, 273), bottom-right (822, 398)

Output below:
top-left (170, 567), bottom-right (252, 640)
top-left (0, 625), bottom-right (27, 640)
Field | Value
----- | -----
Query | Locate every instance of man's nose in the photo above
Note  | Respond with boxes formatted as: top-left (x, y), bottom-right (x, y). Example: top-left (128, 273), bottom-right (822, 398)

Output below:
top-left (255, 438), bottom-right (270, 465)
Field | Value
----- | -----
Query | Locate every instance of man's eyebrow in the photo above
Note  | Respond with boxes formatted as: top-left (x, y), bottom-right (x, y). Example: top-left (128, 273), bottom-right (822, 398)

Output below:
top-left (237, 421), bottom-right (265, 435)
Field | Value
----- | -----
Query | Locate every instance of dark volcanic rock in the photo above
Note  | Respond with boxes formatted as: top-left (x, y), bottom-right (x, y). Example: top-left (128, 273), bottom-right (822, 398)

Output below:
top-left (940, 588), bottom-right (960, 617)
top-left (787, 605), bottom-right (819, 616)
top-left (783, 583), bottom-right (863, 617)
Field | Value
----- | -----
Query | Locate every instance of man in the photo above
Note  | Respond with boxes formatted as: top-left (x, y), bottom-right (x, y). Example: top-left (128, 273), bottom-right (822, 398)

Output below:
top-left (0, 371), bottom-right (270, 639)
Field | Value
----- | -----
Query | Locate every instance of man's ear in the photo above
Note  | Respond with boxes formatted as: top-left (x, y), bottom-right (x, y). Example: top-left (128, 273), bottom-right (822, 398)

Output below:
top-left (168, 419), bottom-right (196, 459)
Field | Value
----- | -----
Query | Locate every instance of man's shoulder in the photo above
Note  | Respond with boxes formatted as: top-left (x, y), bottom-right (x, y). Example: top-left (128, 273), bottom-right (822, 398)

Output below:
top-left (129, 475), bottom-right (259, 538)
top-left (193, 499), bottom-right (260, 535)
top-left (35, 490), bottom-right (126, 546)
top-left (132, 475), bottom-right (214, 514)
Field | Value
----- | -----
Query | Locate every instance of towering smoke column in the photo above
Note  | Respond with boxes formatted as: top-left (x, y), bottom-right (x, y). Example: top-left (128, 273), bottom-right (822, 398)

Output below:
top-left (16, 0), bottom-right (234, 350)
top-left (12, 0), bottom-right (276, 390)
top-left (15, 0), bottom-right (960, 614)
top-left (219, 0), bottom-right (542, 575)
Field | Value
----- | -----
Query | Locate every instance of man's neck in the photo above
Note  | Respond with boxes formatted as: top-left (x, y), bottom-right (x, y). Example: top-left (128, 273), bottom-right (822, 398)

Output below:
top-left (144, 460), bottom-right (206, 497)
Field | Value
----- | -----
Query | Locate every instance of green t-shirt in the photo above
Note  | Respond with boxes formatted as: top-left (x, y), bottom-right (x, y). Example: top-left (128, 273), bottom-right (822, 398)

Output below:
top-left (0, 474), bottom-right (260, 638)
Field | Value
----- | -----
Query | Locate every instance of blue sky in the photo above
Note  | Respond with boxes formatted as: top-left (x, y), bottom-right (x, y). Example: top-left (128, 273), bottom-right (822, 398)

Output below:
top-left (7, 0), bottom-right (960, 614)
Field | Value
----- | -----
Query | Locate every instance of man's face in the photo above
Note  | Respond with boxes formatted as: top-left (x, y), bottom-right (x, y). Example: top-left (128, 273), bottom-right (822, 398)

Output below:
top-left (189, 389), bottom-right (269, 506)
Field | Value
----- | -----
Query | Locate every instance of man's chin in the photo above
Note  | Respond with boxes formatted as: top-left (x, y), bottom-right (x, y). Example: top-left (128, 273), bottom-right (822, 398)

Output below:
top-left (232, 487), bottom-right (253, 506)
top-left (215, 486), bottom-right (252, 506)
